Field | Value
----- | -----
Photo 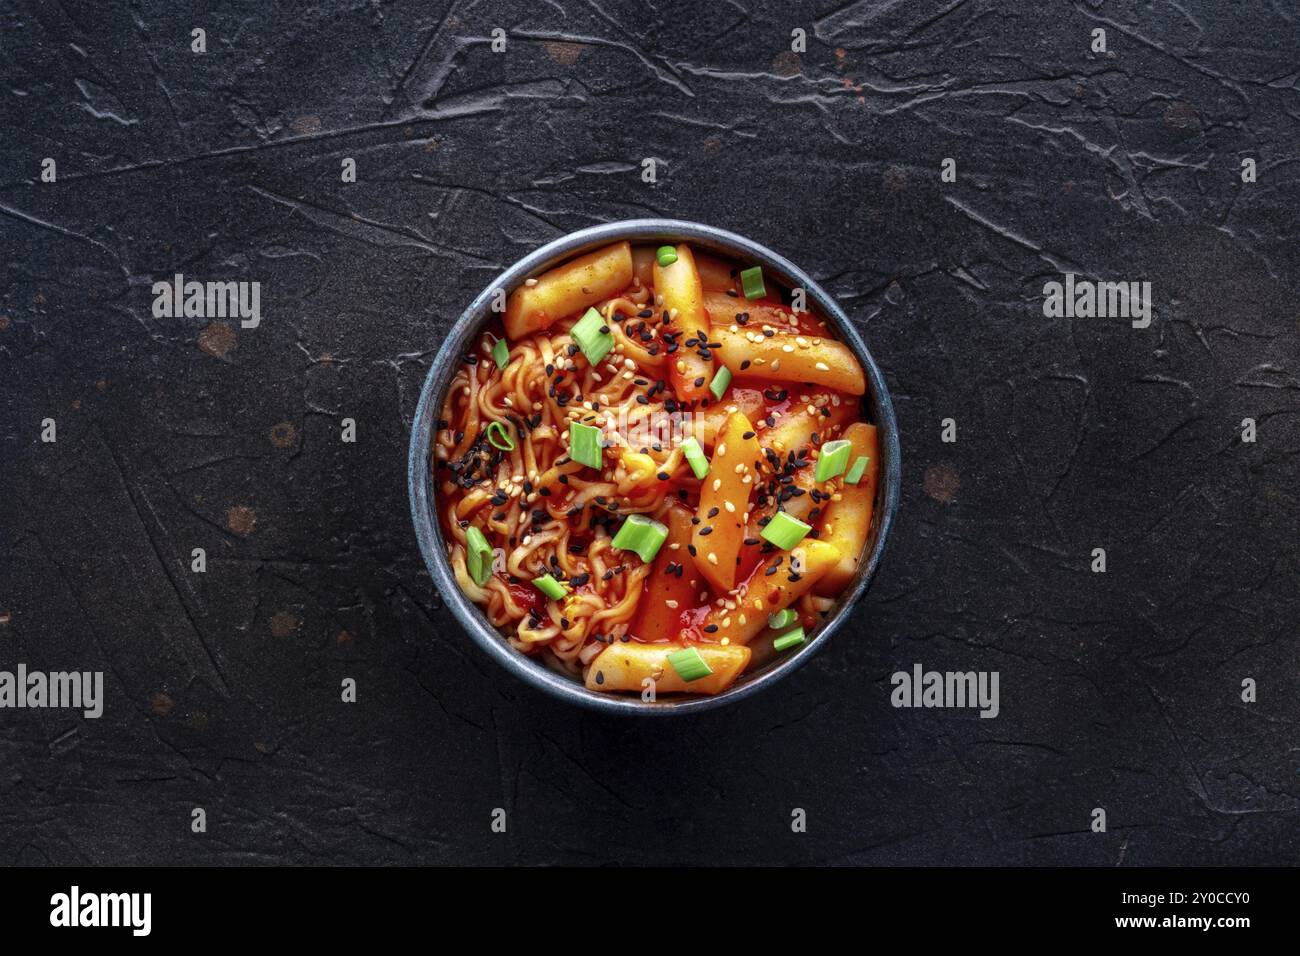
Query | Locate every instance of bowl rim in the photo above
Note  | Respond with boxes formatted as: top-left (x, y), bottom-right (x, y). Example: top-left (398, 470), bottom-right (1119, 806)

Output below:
top-left (407, 218), bottom-right (901, 715)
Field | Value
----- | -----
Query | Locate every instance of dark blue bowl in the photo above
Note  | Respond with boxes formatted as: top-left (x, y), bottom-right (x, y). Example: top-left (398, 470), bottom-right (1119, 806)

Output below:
top-left (408, 219), bottom-right (901, 714)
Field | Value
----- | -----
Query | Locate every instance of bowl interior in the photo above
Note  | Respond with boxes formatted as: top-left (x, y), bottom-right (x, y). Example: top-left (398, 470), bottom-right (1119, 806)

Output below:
top-left (408, 219), bottom-right (901, 715)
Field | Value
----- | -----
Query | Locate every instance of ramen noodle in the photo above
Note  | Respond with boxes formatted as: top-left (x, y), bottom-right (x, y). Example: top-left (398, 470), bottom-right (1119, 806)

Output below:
top-left (434, 239), bottom-right (879, 697)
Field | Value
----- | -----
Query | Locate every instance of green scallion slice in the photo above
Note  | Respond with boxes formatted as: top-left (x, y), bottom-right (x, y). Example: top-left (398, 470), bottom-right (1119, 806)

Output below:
top-left (815, 439), bottom-right (853, 482)
top-left (656, 245), bottom-right (678, 267)
top-left (492, 337), bottom-right (509, 370)
top-left (486, 421), bottom-right (514, 451)
top-left (761, 511), bottom-right (811, 550)
top-left (611, 514), bottom-right (669, 563)
top-left (767, 608), bottom-right (798, 630)
top-left (570, 421), bottom-right (603, 469)
top-left (709, 365), bottom-right (732, 401)
top-left (773, 627), bottom-right (806, 652)
top-left (533, 574), bottom-right (569, 601)
top-left (681, 436), bottom-right (708, 479)
top-left (570, 307), bottom-right (614, 366)
top-left (844, 455), bottom-right (870, 485)
top-left (466, 526), bottom-right (493, 586)
top-left (740, 266), bottom-right (765, 300)
top-left (666, 646), bottom-right (713, 682)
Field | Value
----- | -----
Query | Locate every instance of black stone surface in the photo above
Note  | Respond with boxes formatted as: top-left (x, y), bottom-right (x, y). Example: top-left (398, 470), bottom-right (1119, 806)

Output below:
top-left (2, 0), bottom-right (1298, 866)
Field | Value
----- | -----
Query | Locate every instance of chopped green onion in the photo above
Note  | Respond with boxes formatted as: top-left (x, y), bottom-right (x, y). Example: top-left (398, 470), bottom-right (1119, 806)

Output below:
top-left (611, 514), bottom-right (669, 563)
top-left (466, 526), bottom-right (494, 586)
top-left (667, 646), bottom-right (713, 682)
top-left (773, 627), bottom-right (806, 652)
top-left (486, 421), bottom-right (514, 451)
top-left (761, 511), bottom-right (811, 550)
top-left (533, 574), bottom-right (569, 601)
top-left (767, 608), bottom-right (798, 630)
top-left (570, 307), bottom-right (614, 366)
top-left (815, 439), bottom-right (853, 482)
top-left (845, 455), bottom-right (870, 485)
top-left (656, 245), bottom-right (678, 267)
top-left (681, 436), bottom-right (708, 479)
top-left (570, 421), bottom-right (603, 469)
top-left (491, 337), bottom-right (509, 370)
top-left (740, 266), bottom-right (765, 300)
top-left (709, 365), bottom-right (732, 401)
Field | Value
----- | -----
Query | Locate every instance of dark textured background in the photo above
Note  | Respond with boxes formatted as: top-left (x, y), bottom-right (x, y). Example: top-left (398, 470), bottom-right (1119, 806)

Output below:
top-left (2, 0), bottom-right (1298, 866)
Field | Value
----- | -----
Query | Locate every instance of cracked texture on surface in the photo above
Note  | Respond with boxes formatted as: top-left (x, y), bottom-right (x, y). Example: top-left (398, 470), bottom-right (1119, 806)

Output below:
top-left (1, 0), bottom-right (1298, 865)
